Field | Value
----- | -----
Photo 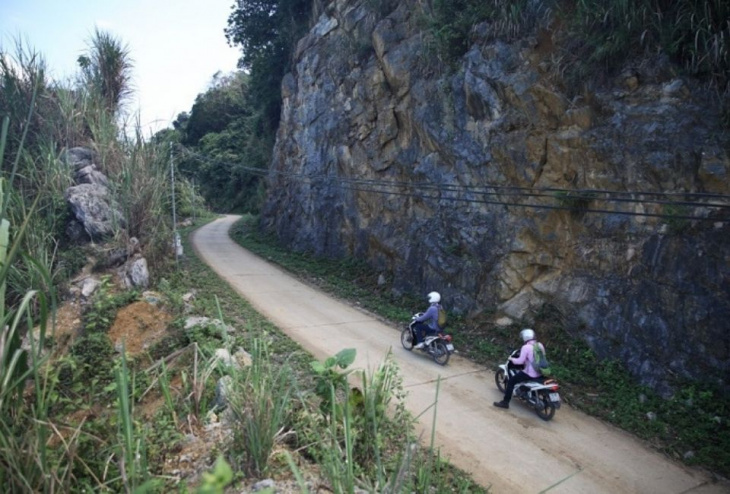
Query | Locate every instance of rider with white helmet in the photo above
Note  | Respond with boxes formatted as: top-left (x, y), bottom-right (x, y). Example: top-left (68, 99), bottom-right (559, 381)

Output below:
top-left (494, 328), bottom-right (547, 410)
top-left (413, 291), bottom-right (442, 349)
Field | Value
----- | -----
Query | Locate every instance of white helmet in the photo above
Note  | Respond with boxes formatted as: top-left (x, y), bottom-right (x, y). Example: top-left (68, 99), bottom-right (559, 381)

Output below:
top-left (427, 291), bottom-right (441, 303)
top-left (520, 328), bottom-right (536, 342)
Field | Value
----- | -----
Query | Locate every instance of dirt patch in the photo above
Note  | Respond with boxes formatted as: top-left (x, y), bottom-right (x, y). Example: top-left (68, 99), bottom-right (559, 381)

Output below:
top-left (47, 300), bottom-right (83, 355)
top-left (107, 301), bottom-right (173, 356)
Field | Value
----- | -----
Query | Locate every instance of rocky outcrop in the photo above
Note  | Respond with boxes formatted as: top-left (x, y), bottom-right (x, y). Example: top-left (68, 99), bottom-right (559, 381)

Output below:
top-left (65, 184), bottom-right (125, 240)
top-left (63, 147), bottom-right (152, 292)
top-left (261, 0), bottom-right (730, 394)
top-left (63, 147), bottom-right (125, 241)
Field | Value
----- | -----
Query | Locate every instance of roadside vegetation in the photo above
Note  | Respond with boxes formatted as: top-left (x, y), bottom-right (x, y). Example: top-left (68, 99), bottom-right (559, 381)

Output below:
top-left (230, 214), bottom-right (730, 479)
top-left (3, 0), bottom-right (728, 490)
top-left (0, 36), bottom-right (487, 490)
top-left (428, 1), bottom-right (728, 100)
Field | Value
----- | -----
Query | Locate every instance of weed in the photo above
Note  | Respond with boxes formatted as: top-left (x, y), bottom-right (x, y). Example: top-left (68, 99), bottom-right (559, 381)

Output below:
top-left (228, 338), bottom-right (295, 477)
top-left (553, 190), bottom-right (595, 216)
top-left (196, 456), bottom-right (234, 493)
top-left (559, 0), bottom-right (729, 100)
top-left (662, 203), bottom-right (691, 234)
top-left (83, 276), bottom-right (139, 333)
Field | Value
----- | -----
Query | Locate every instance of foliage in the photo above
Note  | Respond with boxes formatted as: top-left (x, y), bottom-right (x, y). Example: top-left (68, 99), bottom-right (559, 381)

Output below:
top-left (299, 349), bottom-right (484, 493)
top-left (181, 72), bottom-right (250, 146)
top-left (83, 275), bottom-right (139, 333)
top-left (171, 71), bottom-right (269, 213)
top-left (0, 112), bottom-right (70, 492)
top-left (310, 348), bottom-right (357, 417)
top-left (228, 337), bottom-right (295, 477)
top-left (77, 27), bottom-right (134, 117)
top-left (427, 0), bottom-right (550, 65)
top-left (150, 0), bottom-right (315, 214)
top-left (114, 347), bottom-right (153, 491)
top-left (561, 0), bottom-right (729, 85)
top-left (196, 456), bottom-right (234, 494)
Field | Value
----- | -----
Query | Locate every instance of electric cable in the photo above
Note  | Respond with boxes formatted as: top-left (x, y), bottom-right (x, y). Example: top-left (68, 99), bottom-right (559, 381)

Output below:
top-left (174, 144), bottom-right (730, 222)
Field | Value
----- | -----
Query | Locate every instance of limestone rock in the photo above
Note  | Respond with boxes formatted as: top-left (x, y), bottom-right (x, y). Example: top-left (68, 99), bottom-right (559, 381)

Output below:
top-left (261, 0), bottom-right (730, 394)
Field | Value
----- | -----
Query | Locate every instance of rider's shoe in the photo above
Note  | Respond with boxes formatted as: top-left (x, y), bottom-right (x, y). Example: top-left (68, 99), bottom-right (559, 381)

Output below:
top-left (414, 342), bottom-right (425, 349)
top-left (493, 400), bottom-right (509, 409)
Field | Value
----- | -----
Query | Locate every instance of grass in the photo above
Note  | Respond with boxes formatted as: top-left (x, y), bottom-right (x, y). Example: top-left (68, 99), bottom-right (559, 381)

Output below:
top-left (229, 214), bottom-right (730, 479)
top-left (227, 337), bottom-right (295, 477)
top-left (423, 0), bottom-right (729, 119)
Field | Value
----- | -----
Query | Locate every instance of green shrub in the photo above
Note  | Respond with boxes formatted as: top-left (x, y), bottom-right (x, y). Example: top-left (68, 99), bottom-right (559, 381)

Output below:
top-left (69, 332), bottom-right (116, 388)
top-left (561, 0), bottom-right (729, 92)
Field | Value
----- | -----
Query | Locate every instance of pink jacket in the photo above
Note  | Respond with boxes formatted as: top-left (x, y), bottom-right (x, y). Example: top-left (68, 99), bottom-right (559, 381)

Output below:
top-left (510, 340), bottom-right (545, 378)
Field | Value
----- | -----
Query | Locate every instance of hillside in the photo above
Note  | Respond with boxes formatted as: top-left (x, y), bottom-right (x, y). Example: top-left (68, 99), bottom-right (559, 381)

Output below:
top-left (260, 0), bottom-right (730, 397)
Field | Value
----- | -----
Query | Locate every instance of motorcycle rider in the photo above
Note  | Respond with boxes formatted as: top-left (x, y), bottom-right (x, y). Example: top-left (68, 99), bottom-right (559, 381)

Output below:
top-left (413, 291), bottom-right (442, 349)
top-left (493, 328), bottom-right (546, 409)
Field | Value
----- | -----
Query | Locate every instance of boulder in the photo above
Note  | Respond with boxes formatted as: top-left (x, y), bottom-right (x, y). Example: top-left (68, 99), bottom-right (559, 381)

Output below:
top-left (119, 256), bottom-right (149, 289)
top-left (65, 183), bottom-right (125, 241)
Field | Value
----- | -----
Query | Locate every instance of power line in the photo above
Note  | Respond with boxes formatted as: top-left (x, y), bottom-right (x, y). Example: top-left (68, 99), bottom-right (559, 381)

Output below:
top-left (175, 144), bottom-right (730, 222)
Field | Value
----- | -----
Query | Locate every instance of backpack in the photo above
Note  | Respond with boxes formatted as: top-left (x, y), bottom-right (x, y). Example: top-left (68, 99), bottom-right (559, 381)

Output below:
top-left (532, 343), bottom-right (552, 377)
top-left (437, 306), bottom-right (447, 329)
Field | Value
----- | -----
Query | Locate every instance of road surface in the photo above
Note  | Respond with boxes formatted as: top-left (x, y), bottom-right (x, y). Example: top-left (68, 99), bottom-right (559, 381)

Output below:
top-left (191, 215), bottom-right (727, 494)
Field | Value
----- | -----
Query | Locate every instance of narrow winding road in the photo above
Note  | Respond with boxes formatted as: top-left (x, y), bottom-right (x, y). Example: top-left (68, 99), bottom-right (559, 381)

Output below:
top-left (191, 215), bottom-right (727, 494)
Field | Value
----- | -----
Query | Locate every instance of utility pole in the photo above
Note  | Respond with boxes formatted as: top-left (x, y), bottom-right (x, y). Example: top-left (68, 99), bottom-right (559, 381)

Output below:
top-left (170, 142), bottom-right (180, 264)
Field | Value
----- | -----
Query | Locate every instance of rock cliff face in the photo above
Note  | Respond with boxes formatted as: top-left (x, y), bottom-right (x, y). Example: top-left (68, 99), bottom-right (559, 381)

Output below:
top-left (261, 0), bottom-right (730, 394)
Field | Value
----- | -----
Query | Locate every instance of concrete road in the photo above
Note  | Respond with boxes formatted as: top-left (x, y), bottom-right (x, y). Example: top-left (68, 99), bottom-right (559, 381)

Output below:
top-left (191, 215), bottom-right (727, 494)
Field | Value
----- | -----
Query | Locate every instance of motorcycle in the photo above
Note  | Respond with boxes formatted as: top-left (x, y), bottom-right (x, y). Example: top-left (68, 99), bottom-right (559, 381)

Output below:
top-left (401, 313), bottom-right (454, 366)
top-left (495, 349), bottom-right (561, 421)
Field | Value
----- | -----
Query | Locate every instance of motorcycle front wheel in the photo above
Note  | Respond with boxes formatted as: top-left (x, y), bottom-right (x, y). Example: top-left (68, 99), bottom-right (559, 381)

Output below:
top-left (401, 328), bottom-right (415, 350)
top-left (535, 393), bottom-right (556, 421)
top-left (431, 340), bottom-right (450, 366)
top-left (495, 368), bottom-right (508, 393)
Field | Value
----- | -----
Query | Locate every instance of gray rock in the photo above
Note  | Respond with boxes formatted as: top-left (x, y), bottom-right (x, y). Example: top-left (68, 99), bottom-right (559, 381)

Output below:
top-left (74, 164), bottom-right (109, 186)
top-left (184, 316), bottom-right (233, 333)
top-left (212, 375), bottom-right (233, 411)
top-left (119, 256), bottom-right (149, 289)
top-left (260, 0), bottom-right (730, 395)
top-left (65, 183), bottom-right (125, 241)
top-left (63, 147), bottom-right (95, 171)
top-left (81, 277), bottom-right (100, 298)
top-left (252, 479), bottom-right (275, 492)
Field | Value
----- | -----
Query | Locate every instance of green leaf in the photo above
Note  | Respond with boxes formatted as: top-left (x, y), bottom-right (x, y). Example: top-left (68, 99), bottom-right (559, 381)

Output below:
top-left (310, 361), bottom-right (325, 374)
top-left (335, 348), bottom-right (356, 369)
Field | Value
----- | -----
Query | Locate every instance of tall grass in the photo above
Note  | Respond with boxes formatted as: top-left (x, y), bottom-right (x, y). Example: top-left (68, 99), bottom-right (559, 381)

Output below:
top-left (427, 0), bottom-right (551, 64)
top-left (114, 344), bottom-right (155, 492)
top-left (0, 110), bottom-right (67, 491)
top-left (565, 0), bottom-right (729, 78)
top-left (301, 351), bottom-right (483, 493)
top-left (228, 337), bottom-right (295, 477)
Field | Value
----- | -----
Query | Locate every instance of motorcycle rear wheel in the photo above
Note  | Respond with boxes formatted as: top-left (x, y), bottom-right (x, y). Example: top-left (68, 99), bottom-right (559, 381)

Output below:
top-left (401, 328), bottom-right (414, 350)
top-left (495, 368), bottom-right (508, 393)
top-left (431, 340), bottom-right (450, 366)
top-left (535, 393), bottom-right (556, 421)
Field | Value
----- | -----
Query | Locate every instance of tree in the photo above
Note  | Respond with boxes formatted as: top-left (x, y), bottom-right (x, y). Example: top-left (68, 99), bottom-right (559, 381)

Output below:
top-left (183, 72), bottom-right (249, 146)
top-left (225, 0), bottom-right (311, 133)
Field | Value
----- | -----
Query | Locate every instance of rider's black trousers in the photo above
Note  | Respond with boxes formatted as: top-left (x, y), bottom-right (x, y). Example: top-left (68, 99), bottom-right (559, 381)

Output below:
top-left (503, 371), bottom-right (533, 403)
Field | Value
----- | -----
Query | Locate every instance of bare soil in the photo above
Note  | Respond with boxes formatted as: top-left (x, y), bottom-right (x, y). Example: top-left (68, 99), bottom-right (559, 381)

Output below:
top-left (190, 215), bottom-right (730, 494)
